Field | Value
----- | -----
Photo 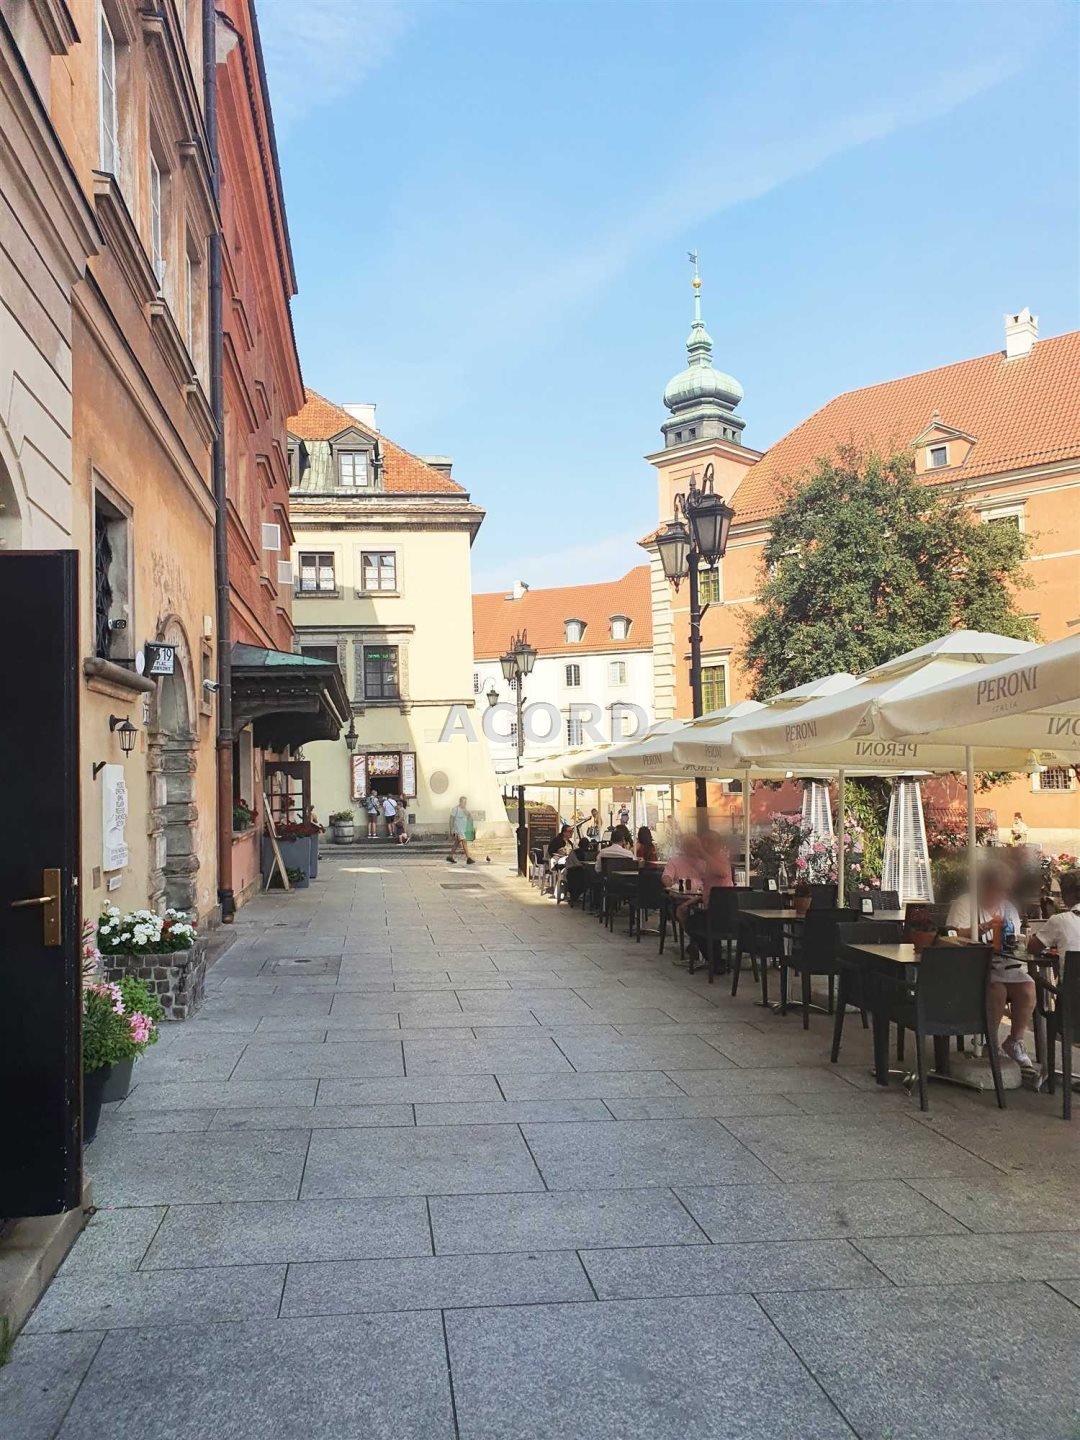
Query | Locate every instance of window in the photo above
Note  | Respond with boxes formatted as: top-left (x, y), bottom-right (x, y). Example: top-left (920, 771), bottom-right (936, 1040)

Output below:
top-left (184, 245), bottom-right (201, 363)
top-left (566, 716), bottom-right (584, 746)
top-left (363, 646), bottom-right (399, 700)
top-left (297, 551), bottom-right (336, 593)
top-left (610, 615), bottom-right (629, 641)
top-left (93, 490), bottom-right (130, 660)
top-left (338, 451), bottom-right (369, 488)
top-left (985, 511), bottom-right (1022, 530)
top-left (360, 551), bottom-right (396, 592)
top-left (688, 427), bottom-right (697, 440)
top-left (565, 663), bottom-right (581, 688)
top-left (608, 660), bottom-right (627, 686)
top-left (288, 443), bottom-right (301, 487)
top-left (300, 644), bottom-right (338, 666)
top-left (564, 619), bottom-right (584, 643)
top-left (149, 152), bottom-right (164, 287)
top-left (99, 9), bottom-right (119, 175)
top-left (1034, 766), bottom-right (1076, 793)
top-left (928, 445), bottom-right (948, 469)
top-left (508, 719), bottom-right (518, 747)
top-left (472, 672), bottom-right (481, 695)
top-left (701, 664), bottom-right (727, 712)
top-left (698, 567), bottom-right (721, 604)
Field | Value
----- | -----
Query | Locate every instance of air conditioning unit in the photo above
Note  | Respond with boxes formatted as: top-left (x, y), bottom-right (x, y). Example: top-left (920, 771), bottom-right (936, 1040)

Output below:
top-left (261, 522), bottom-right (281, 552)
top-left (277, 559), bottom-right (294, 586)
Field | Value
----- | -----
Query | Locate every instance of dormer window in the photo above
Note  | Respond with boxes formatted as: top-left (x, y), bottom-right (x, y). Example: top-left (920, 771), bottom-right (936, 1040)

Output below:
top-left (338, 451), bottom-right (369, 487)
top-left (928, 444), bottom-right (948, 469)
top-left (610, 615), bottom-right (630, 641)
top-left (564, 618), bottom-right (585, 644)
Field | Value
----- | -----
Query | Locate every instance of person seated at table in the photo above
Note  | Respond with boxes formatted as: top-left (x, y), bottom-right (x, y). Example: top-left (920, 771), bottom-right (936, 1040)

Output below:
top-left (675, 832), bottom-right (733, 926)
top-left (548, 824), bottom-right (574, 861)
top-left (636, 826), bottom-right (658, 864)
top-left (662, 833), bottom-right (704, 893)
top-left (946, 864), bottom-right (1035, 1069)
top-left (594, 825), bottom-right (636, 871)
top-left (1028, 869), bottom-right (1080, 957)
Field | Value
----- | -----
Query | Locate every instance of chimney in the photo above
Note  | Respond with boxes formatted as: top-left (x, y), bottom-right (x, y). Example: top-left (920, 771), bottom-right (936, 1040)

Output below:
top-left (420, 455), bottom-right (453, 476)
top-left (1004, 308), bottom-right (1038, 360)
top-left (343, 402), bottom-right (378, 430)
top-left (511, 580), bottom-right (529, 601)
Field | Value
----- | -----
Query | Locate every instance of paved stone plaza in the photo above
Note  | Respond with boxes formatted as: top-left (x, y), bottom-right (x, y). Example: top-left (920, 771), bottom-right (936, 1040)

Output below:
top-left (3, 854), bottom-right (1079, 1439)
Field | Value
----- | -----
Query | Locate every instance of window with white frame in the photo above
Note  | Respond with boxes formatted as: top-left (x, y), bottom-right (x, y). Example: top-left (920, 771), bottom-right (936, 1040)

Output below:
top-left (564, 618), bottom-right (584, 643)
top-left (566, 716), bottom-right (583, 746)
top-left (338, 451), bottom-right (369, 488)
top-left (981, 505), bottom-right (1024, 531)
top-left (928, 444), bottom-right (949, 469)
top-left (360, 551), bottom-right (396, 592)
top-left (184, 248), bottom-right (195, 356)
top-left (297, 551), bottom-right (336, 593)
top-left (565, 663), bottom-right (581, 688)
top-left (610, 615), bottom-right (630, 641)
top-left (1033, 766), bottom-right (1076, 793)
top-left (472, 672), bottom-right (480, 695)
top-left (149, 152), bottom-right (164, 287)
top-left (99, 8), bottom-right (119, 175)
top-left (608, 660), bottom-right (627, 686)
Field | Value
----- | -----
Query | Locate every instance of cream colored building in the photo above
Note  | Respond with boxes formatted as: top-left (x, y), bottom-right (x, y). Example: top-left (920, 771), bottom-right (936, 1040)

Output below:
top-left (288, 391), bottom-right (509, 838)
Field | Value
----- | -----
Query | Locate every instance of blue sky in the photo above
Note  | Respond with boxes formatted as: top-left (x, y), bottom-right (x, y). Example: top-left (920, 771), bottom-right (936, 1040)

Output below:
top-left (259, 0), bottom-right (1079, 592)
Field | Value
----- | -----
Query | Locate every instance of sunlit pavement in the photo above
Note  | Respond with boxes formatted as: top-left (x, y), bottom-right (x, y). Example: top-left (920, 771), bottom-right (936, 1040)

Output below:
top-left (3, 856), bottom-right (1078, 1440)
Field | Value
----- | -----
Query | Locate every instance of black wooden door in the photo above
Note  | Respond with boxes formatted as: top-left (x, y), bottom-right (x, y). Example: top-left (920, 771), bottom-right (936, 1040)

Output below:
top-left (0, 551), bottom-right (82, 1217)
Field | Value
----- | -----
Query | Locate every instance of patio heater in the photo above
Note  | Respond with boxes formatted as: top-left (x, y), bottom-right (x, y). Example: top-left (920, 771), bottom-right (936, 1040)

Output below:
top-left (882, 776), bottom-right (934, 905)
top-left (501, 629), bottom-right (537, 877)
top-left (800, 779), bottom-right (835, 842)
top-left (655, 464), bottom-right (735, 823)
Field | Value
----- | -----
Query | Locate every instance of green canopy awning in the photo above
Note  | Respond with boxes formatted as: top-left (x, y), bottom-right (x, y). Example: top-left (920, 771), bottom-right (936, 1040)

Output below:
top-left (231, 644), bottom-right (350, 750)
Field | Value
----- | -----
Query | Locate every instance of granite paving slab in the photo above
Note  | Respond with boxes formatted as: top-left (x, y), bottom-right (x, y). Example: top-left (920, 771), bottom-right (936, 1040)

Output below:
top-left (495, 1071), bottom-right (685, 1101)
top-left (907, 1174), bottom-right (1080, 1232)
top-left (282, 1249), bottom-right (592, 1315)
top-left (55, 1207), bottom-right (166, 1273)
top-left (142, 1197), bottom-right (432, 1267)
top-left (720, 1114), bottom-right (1000, 1180)
top-left (1049, 1278), bottom-right (1080, 1307)
top-left (315, 1075), bottom-right (503, 1105)
top-left (300, 1123), bottom-right (545, 1198)
top-left (86, 1129), bottom-right (309, 1205)
top-left (413, 1099), bottom-right (612, 1125)
top-left (758, 1283), bottom-right (1080, 1440)
top-left (550, 1033), bottom-right (737, 1072)
top-left (24, 1264), bottom-right (286, 1332)
top-left (445, 1296), bottom-right (855, 1439)
top-left (120, 1080), bottom-right (318, 1111)
top-left (520, 1118), bottom-right (773, 1189)
top-left (675, 1179), bottom-right (966, 1242)
top-left (207, 1103), bottom-right (414, 1130)
top-left (602, 1094), bottom-right (802, 1119)
top-left (666, 1068), bottom-right (858, 1096)
top-left (402, 1035), bottom-right (574, 1073)
top-left (53, 1313), bottom-right (455, 1440)
top-left (430, 1187), bottom-right (708, 1255)
top-left (0, 1333), bottom-right (104, 1440)
top-left (581, 1238), bottom-right (888, 1298)
top-left (231, 1040), bottom-right (405, 1080)
top-left (853, 1230), bottom-right (1080, 1285)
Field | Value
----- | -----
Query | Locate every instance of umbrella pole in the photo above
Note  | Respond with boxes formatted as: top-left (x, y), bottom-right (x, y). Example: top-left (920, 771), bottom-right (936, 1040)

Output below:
top-left (966, 745), bottom-right (978, 939)
top-left (743, 768), bottom-right (752, 887)
top-left (556, 786), bottom-right (561, 828)
top-left (837, 768), bottom-right (846, 907)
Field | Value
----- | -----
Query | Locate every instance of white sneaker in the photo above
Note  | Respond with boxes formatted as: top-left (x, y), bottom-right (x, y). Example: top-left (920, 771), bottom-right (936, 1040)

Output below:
top-left (1002, 1037), bottom-right (1033, 1069)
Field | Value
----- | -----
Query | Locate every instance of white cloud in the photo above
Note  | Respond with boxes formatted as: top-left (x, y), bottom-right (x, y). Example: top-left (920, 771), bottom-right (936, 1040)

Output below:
top-left (472, 529), bottom-right (646, 595)
top-left (257, 0), bottom-right (416, 126)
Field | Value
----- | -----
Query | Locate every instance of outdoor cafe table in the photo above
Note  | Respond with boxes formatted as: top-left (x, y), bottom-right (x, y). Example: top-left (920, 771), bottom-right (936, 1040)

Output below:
top-left (839, 941), bottom-right (922, 1085)
top-left (743, 908), bottom-right (906, 1010)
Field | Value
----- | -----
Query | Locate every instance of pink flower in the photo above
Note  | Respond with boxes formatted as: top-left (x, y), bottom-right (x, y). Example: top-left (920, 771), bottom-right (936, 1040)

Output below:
top-left (128, 1012), bottom-right (153, 1046)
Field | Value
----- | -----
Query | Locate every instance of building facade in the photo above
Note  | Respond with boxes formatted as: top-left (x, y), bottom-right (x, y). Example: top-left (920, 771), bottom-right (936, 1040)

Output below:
top-left (473, 570), bottom-right (655, 773)
top-left (288, 391), bottom-right (508, 837)
top-left (644, 280), bottom-right (1080, 846)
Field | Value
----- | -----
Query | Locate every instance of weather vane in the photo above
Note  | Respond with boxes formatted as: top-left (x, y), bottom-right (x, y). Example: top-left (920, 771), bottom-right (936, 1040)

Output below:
top-left (688, 249), bottom-right (701, 288)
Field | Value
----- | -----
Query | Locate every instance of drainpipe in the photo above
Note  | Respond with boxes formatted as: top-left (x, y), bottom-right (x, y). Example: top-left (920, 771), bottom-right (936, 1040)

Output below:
top-left (204, 0), bottom-right (234, 921)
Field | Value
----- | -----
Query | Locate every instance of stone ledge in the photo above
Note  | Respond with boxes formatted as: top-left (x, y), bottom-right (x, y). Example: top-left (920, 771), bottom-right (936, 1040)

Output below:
top-left (0, 1182), bottom-right (91, 1339)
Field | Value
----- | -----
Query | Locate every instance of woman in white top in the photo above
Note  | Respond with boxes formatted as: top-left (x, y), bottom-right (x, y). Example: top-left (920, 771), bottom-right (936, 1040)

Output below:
top-left (1029, 870), bottom-right (1080, 958)
top-left (946, 865), bottom-right (1035, 1069)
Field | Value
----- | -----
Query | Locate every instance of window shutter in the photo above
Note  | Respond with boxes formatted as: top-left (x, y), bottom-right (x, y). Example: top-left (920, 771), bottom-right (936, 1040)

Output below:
top-left (261, 523), bottom-right (281, 552)
top-left (277, 559), bottom-right (294, 586)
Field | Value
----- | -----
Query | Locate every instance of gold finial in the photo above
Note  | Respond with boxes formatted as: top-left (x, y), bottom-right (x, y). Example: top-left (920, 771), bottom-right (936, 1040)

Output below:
top-left (692, 276), bottom-right (702, 290)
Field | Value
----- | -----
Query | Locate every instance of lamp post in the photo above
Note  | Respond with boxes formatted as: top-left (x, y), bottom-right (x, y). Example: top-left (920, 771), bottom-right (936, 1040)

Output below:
top-left (500, 629), bottom-right (537, 876)
top-left (655, 462), bottom-right (735, 822)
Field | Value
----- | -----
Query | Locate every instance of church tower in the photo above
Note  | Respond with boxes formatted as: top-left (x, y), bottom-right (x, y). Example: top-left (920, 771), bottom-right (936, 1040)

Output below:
top-left (661, 255), bottom-right (746, 449)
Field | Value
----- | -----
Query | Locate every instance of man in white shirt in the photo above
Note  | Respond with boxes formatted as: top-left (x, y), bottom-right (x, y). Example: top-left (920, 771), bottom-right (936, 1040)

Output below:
top-left (594, 825), bottom-right (636, 872)
top-left (946, 865), bottom-right (1035, 1068)
top-left (1029, 871), bottom-right (1080, 958)
top-left (381, 794), bottom-right (397, 837)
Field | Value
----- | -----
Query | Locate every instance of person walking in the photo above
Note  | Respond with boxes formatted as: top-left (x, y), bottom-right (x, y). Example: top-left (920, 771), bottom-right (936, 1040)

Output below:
top-left (448, 796), bottom-right (474, 864)
top-left (381, 792), bottom-right (398, 838)
top-left (363, 792), bottom-right (380, 839)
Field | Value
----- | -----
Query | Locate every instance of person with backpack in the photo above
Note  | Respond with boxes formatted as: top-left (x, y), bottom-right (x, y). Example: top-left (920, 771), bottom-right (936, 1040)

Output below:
top-left (363, 792), bottom-right (380, 839)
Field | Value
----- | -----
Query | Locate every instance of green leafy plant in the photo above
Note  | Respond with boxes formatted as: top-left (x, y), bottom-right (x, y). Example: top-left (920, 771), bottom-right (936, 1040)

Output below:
top-left (97, 907), bottom-right (195, 956)
top-left (83, 980), bottom-right (159, 1073)
top-left (233, 799), bottom-right (256, 831)
top-left (329, 810), bottom-right (354, 824)
top-left (286, 867), bottom-right (306, 883)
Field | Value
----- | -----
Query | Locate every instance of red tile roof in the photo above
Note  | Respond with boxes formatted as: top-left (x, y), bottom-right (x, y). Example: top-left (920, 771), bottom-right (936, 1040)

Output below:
top-left (473, 567), bottom-right (653, 659)
top-left (289, 389), bottom-right (466, 495)
top-left (733, 330), bottom-right (1080, 522)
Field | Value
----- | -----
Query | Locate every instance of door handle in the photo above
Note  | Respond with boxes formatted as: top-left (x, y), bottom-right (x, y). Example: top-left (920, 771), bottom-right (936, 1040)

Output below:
top-left (9, 868), bottom-right (62, 945)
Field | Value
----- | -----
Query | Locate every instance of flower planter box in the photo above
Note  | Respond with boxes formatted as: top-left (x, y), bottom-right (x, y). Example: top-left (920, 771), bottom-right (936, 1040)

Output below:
top-left (260, 835), bottom-right (313, 886)
top-left (102, 940), bottom-right (208, 1022)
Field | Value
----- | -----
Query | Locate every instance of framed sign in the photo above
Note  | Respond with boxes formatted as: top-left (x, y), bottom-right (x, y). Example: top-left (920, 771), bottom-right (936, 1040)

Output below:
top-left (102, 764), bottom-right (129, 871)
top-left (142, 643), bottom-right (176, 677)
top-left (351, 754), bottom-right (366, 800)
top-left (860, 896), bottom-right (874, 915)
top-left (401, 752), bottom-right (416, 798)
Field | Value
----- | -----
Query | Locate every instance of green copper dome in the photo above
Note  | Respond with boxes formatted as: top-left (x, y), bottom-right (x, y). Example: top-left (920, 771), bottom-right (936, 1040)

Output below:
top-left (660, 267), bottom-right (747, 449)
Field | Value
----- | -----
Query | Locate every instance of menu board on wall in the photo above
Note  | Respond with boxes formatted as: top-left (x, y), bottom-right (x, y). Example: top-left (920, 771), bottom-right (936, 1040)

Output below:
top-left (350, 754), bottom-right (366, 799)
top-left (401, 752), bottom-right (416, 798)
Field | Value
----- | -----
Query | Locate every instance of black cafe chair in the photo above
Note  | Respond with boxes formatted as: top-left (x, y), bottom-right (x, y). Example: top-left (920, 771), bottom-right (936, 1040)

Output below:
top-left (600, 856), bottom-right (638, 929)
top-left (878, 944), bottom-right (1005, 1112)
top-left (831, 919), bottom-right (903, 1060)
top-left (808, 883), bottom-right (838, 910)
top-left (1045, 950), bottom-right (1079, 1121)
top-left (629, 866), bottom-right (667, 941)
top-left (731, 889), bottom-right (784, 998)
top-left (684, 887), bottom-right (740, 982)
top-left (856, 888), bottom-right (900, 912)
top-left (780, 908), bottom-right (859, 1029)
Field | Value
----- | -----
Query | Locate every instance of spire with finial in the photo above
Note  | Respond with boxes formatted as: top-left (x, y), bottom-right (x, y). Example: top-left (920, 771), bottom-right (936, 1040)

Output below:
top-left (661, 249), bottom-right (746, 449)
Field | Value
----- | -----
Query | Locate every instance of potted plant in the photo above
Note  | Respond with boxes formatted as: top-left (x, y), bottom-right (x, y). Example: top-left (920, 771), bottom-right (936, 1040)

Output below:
top-left (792, 880), bottom-right (812, 916)
top-left (96, 905), bottom-right (203, 1022)
top-left (82, 976), bottom-right (162, 1140)
top-left (233, 798), bottom-right (256, 832)
top-left (905, 904), bottom-right (938, 954)
top-left (261, 818), bottom-right (321, 884)
top-left (329, 809), bottom-right (355, 844)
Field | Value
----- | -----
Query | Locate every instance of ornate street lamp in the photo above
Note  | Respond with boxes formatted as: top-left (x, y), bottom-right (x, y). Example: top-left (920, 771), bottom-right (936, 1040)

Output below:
top-left (342, 717), bottom-right (358, 753)
top-left (658, 463), bottom-right (736, 817)
top-left (500, 629), bottom-right (537, 876)
top-left (485, 683), bottom-right (499, 709)
top-left (109, 714), bottom-right (138, 756)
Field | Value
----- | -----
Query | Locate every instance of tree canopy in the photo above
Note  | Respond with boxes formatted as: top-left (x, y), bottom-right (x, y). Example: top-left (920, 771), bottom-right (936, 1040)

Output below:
top-left (742, 446), bottom-right (1036, 699)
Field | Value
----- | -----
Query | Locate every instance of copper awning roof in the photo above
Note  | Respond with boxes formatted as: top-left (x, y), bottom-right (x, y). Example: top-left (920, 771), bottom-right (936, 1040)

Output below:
top-left (231, 644), bottom-right (349, 749)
